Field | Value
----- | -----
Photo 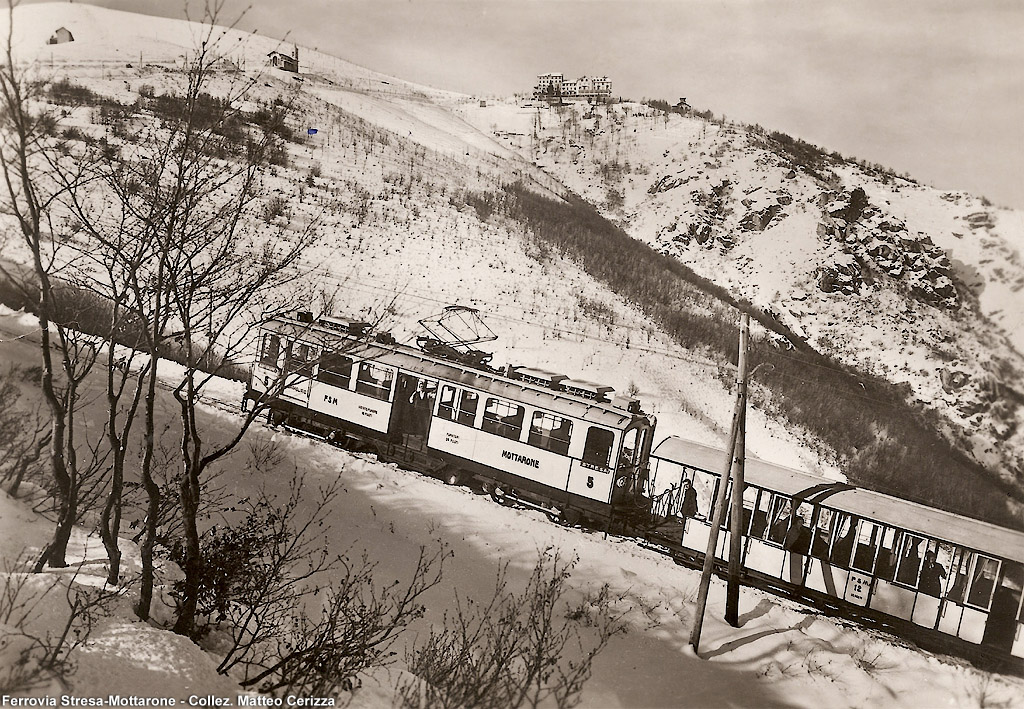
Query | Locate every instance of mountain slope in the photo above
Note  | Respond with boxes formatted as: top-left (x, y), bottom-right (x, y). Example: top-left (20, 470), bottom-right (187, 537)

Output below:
top-left (457, 99), bottom-right (1024, 507)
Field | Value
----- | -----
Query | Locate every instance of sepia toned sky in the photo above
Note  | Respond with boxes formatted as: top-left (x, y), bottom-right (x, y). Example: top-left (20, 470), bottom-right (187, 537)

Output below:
top-left (31, 0), bottom-right (1024, 209)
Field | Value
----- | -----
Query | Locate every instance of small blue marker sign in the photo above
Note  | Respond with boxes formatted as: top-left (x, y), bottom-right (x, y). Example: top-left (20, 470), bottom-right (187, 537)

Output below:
top-left (307, 128), bottom-right (318, 135)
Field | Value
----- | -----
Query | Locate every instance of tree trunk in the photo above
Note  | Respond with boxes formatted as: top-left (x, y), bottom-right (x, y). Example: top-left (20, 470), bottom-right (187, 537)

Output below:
top-left (135, 364), bottom-right (161, 621)
top-left (171, 461), bottom-right (202, 636)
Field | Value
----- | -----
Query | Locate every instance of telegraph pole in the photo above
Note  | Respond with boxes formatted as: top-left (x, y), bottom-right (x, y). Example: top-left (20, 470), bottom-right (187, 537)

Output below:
top-left (689, 312), bottom-right (750, 653)
top-left (725, 313), bottom-right (750, 626)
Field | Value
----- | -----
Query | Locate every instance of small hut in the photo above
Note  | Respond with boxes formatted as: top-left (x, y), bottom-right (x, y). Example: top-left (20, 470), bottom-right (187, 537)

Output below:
top-left (47, 27), bottom-right (75, 45)
top-left (268, 46), bottom-right (299, 73)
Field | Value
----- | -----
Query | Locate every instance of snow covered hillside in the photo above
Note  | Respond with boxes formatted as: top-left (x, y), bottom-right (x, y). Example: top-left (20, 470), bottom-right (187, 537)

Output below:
top-left (456, 98), bottom-right (1024, 496)
top-left (0, 1), bottom-right (838, 476)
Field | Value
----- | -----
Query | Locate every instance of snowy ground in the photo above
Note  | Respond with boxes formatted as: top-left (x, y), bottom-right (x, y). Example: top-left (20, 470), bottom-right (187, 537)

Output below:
top-left (3, 310), bottom-right (1024, 708)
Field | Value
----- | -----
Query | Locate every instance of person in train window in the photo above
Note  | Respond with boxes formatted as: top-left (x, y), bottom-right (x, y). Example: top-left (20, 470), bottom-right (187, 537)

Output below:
top-left (897, 538), bottom-right (923, 585)
top-left (831, 523), bottom-right (856, 567)
top-left (919, 551), bottom-right (947, 597)
top-left (408, 381), bottom-right (434, 437)
top-left (680, 479), bottom-right (698, 519)
top-left (769, 513), bottom-right (791, 545)
top-left (875, 548), bottom-right (896, 581)
top-left (810, 519), bottom-right (831, 559)
top-left (783, 515), bottom-right (811, 555)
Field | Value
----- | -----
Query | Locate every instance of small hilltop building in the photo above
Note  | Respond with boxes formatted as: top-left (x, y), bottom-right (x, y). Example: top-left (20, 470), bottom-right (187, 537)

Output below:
top-left (47, 27), bottom-right (75, 45)
top-left (268, 46), bottom-right (299, 73)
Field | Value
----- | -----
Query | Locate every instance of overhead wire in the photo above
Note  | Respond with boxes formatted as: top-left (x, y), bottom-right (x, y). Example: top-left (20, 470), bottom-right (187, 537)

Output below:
top-left (295, 262), bottom-right (926, 413)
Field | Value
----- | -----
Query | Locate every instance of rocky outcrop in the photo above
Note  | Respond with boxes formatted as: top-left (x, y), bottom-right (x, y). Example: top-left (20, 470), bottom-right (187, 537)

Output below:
top-left (740, 203), bottom-right (783, 232)
top-left (964, 211), bottom-right (995, 230)
top-left (817, 254), bottom-right (862, 295)
top-left (648, 173), bottom-right (691, 194)
top-left (814, 189), bottom-right (960, 309)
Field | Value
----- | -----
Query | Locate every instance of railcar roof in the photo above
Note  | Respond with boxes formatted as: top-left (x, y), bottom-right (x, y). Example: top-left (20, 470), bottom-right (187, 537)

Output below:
top-left (652, 437), bottom-right (1024, 564)
top-left (263, 318), bottom-right (639, 429)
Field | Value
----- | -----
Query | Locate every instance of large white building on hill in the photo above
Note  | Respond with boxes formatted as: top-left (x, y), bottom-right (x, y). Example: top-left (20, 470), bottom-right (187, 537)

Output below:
top-left (534, 72), bottom-right (612, 102)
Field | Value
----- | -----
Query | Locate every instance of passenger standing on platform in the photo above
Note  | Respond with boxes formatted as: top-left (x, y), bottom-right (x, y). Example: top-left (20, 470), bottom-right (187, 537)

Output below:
top-left (408, 381), bottom-right (434, 437)
top-left (680, 478), bottom-right (699, 518)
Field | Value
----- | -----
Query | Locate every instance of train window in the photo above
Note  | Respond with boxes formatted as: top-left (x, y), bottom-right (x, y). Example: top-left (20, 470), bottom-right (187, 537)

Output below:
top-left (782, 504), bottom-right (813, 554)
top-left (830, 514), bottom-right (858, 568)
top-left (618, 428), bottom-right (642, 470)
top-left (946, 548), bottom-right (972, 603)
top-left (918, 540), bottom-right (948, 597)
top-left (355, 362), bottom-right (394, 401)
top-left (691, 470), bottom-right (716, 521)
top-left (740, 486), bottom-right (759, 535)
top-left (437, 385), bottom-right (457, 420)
top-left (749, 488), bottom-right (771, 538)
top-left (895, 534), bottom-right (926, 586)
top-left (457, 391), bottom-right (479, 426)
top-left (260, 334), bottom-right (281, 368)
top-left (874, 527), bottom-right (900, 581)
top-left (528, 412), bottom-right (572, 455)
top-left (852, 520), bottom-right (883, 574)
top-left (285, 342), bottom-right (316, 373)
top-left (721, 480), bottom-right (734, 529)
top-left (967, 555), bottom-right (1000, 609)
top-left (581, 427), bottom-right (614, 469)
top-left (810, 507), bottom-right (836, 560)
top-left (766, 495), bottom-right (793, 545)
top-left (1013, 566), bottom-right (1024, 624)
top-left (316, 352), bottom-right (353, 389)
top-left (482, 398), bottom-right (525, 440)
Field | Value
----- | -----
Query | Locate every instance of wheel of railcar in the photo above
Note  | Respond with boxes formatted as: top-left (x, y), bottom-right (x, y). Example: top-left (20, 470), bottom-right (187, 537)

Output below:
top-left (490, 484), bottom-right (510, 505)
top-left (479, 480), bottom-right (493, 495)
top-left (443, 468), bottom-right (464, 486)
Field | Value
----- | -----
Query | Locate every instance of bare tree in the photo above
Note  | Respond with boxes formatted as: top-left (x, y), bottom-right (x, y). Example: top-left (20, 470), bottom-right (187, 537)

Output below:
top-left (237, 545), bottom-right (446, 696)
top-left (398, 549), bottom-right (626, 709)
top-left (0, 1), bottom-right (101, 571)
top-left (29, 0), bottom-right (320, 616)
top-left (157, 452), bottom-right (448, 697)
top-left (113, 21), bottom-right (316, 629)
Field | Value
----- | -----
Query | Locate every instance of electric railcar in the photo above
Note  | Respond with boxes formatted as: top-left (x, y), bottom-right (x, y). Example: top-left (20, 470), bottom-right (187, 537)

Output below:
top-left (646, 437), bottom-right (1024, 671)
top-left (246, 311), bottom-right (1024, 673)
top-left (245, 312), bottom-right (656, 526)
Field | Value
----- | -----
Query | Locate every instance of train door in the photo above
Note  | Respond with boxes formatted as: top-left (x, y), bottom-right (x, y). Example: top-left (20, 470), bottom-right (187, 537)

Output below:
top-left (843, 519), bottom-right (884, 607)
top-left (939, 549), bottom-right (999, 644)
top-left (781, 502), bottom-right (813, 586)
top-left (911, 540), bottom-right (951, 629)
top-left (678, 467), bottom-right (724, 558)
top-left (390, 374), bottom-right (438, 450)
top-left (869, 527), bottom-right (918, 621)
top-left (804, 509), bottom-right (853, 600)
top-left (281, 338), bottom-right (316, 404)
top-left (982, 561), bottom-right (1023, 654)
top-left (744, 492), bottom-right (790, 579)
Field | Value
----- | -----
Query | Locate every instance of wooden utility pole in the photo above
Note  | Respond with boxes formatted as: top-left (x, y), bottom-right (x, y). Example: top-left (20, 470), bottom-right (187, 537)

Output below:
top-left (725, 313), bottom-right (750, 626)
top-left (689, 312), bottom-right (750, 653)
